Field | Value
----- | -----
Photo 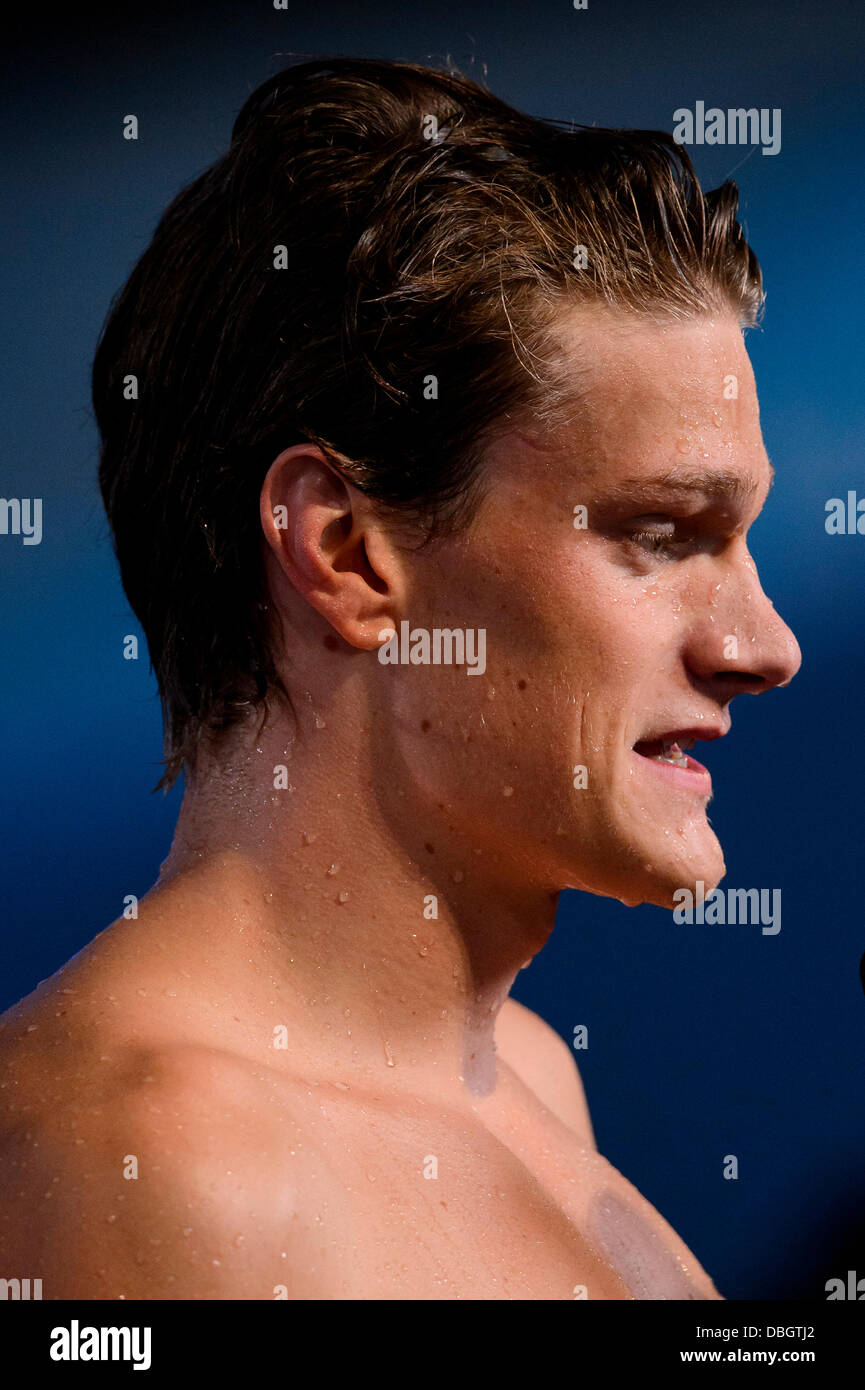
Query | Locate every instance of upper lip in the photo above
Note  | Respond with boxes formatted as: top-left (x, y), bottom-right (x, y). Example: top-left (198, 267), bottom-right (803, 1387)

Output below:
top-left (632, 721), bottom-right (731, 748)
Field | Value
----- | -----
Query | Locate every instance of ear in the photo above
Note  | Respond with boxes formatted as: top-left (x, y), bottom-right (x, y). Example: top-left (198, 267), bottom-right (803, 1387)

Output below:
top-left (259, 444), bottom-right (402, 650)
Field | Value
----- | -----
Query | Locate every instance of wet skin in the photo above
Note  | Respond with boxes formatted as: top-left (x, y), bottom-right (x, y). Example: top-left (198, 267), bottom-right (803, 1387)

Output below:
top-left (0, 310), bottom-right (800, 1298)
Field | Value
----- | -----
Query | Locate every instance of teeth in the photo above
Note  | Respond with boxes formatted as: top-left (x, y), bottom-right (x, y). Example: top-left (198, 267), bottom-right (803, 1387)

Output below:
top-left (633, 735), bottom-right (698, 767)
top-left (657, 739), bottom-right (689, 767)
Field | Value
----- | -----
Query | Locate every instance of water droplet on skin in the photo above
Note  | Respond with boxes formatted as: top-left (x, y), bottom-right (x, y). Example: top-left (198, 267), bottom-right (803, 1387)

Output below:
top-left (302, 831), bottom-right (317, 845)
top-left (313, 714), bottom-right (326, 729)
top-left (326, 864), bottom-right (340, 877)
top-left (337, 890), bottom-right (350, 904)
top-left (502, 786), bottom-right (514, 797)
top-left (675, 438), bottom-right (691, 454)
top-left (418, 944), bottom-right (429, 957)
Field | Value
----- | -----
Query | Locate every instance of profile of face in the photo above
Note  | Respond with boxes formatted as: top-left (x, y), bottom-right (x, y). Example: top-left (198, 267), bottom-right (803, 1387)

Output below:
top-left (262, 310), bottom-right (801, 914)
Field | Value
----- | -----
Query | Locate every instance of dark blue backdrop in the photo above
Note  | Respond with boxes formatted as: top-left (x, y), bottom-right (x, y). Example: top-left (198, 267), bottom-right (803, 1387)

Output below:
top-left (2, 0), bottom-right (863, 1300)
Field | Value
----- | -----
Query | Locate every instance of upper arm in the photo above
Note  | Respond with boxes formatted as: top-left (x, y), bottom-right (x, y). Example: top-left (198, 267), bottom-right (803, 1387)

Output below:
top-left (0, 1050), bottom-right (321, 1300)
top-left (496, 997), bottom-right (596, 1148)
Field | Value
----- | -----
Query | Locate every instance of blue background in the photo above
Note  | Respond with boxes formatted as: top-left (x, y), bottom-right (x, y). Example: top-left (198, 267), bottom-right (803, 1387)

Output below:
top-left (2, 0), bottom-right (863, 1299)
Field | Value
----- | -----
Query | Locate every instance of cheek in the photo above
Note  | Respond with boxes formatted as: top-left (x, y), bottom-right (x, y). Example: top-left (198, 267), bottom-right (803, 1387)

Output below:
top-left (396, 535), bottom-right (668, 777)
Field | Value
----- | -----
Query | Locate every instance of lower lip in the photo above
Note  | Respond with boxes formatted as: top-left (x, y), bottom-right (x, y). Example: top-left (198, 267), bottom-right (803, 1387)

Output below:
top-left (631, 750), bottom-right (713, 796)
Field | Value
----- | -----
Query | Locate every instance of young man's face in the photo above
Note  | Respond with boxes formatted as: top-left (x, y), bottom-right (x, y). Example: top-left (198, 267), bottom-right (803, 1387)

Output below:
top-left (384, 311), bottom-right (801, 909)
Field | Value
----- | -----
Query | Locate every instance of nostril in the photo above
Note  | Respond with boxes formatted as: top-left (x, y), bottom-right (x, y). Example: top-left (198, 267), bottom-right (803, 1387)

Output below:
top-left (712, 670), bottom-right (765, 690)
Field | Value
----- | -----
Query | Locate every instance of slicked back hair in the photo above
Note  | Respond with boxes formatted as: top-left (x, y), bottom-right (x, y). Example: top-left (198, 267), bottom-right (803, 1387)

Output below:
top-left (93, 56), bottom-right (764, 790)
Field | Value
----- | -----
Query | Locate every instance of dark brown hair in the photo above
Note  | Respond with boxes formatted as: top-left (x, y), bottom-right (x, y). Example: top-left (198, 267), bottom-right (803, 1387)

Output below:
top-left (92, 55), bottom-right (763, 790)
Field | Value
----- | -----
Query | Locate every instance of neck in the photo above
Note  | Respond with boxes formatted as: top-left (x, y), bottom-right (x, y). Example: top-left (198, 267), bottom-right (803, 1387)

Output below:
top-left (153, 704), bottom-right (558, 1097)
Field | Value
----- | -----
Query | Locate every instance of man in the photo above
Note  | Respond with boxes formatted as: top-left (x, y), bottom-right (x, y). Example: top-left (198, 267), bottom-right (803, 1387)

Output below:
top-left (0, 57), bottom-right (800, 1299)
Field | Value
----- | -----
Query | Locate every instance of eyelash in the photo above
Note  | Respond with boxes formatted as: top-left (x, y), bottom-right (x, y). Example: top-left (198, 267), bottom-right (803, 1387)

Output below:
top-left (628, 528), bottom-right (686, 557)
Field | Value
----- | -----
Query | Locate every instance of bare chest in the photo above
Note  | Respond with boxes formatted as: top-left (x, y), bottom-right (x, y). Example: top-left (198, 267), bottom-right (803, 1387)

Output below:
top-left (272, 1085), bottom-right (720, 1301)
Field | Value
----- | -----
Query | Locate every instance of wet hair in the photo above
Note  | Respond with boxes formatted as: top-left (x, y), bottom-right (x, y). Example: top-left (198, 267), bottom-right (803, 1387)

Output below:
top-left (92, 55), bottom-right (764, 790)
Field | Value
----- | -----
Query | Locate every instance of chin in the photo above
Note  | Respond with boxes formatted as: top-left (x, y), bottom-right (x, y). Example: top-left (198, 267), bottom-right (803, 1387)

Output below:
top-left (634, 839), bottom-right (727, 910)
top-left (563, 828), bottom-right (726, 911)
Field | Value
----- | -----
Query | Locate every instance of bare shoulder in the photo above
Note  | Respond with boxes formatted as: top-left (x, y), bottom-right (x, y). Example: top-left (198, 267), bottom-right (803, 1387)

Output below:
top-left (0, 982), bottom-right (324, 1299)
top-left (496, 996), bottom-right (595, 1147)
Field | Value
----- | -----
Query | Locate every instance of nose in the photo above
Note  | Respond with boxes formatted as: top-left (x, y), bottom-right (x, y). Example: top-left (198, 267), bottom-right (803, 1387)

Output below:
top-left (686, 546), bottom-right (802, 697)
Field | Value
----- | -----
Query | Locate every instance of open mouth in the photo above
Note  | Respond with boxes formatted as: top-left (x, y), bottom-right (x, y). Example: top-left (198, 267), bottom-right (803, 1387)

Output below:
top-left (630, 725), bottom-right (724, 795)
top-left (632, 736), bottom-right (694, 768)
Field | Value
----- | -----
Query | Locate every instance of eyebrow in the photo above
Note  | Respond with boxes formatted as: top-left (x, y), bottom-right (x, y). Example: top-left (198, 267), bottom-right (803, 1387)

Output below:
top-left (602, 463), bottom-right (775, 505)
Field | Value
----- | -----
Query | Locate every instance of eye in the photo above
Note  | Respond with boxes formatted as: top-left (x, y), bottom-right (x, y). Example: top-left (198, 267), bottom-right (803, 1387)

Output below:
top-left (613, 509), bottom-right (738, 564)
top-left (626, 523), bottom-right (687, 558)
